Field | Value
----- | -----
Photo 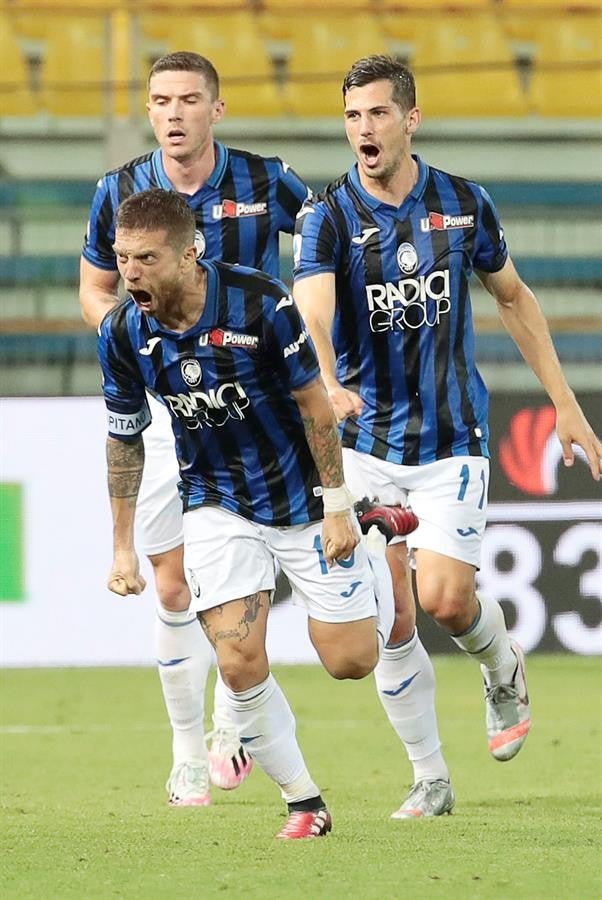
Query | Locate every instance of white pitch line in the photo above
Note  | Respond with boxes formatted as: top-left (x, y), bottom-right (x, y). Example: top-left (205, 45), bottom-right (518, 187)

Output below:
top-left (0, 723), bottom-right (169, 735)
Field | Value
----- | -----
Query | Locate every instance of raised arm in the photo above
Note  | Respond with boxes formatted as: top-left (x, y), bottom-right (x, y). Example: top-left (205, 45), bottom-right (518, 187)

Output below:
top-left (292, 375), bottom-right (358, 563)
top-left (294, 272), bottom-right (364, 421)
top-left (79, 258), bottom-right (120, 329)
top-left (478, 256), bottom-right (602, 480)
top-left (106, 434), bottom-right (147, 596)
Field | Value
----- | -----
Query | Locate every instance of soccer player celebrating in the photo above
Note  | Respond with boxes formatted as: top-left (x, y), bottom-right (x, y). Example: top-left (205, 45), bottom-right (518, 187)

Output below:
top-left (79, 52), bottom-right (309, 805)
top-left (293, 55), bottom-right (602, 816)
top-left (98, 187), bottom-right (399, 840)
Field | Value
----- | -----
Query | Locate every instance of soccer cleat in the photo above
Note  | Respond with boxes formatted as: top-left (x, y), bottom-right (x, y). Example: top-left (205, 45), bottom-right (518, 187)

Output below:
top-left (390, 779), bottom-right (455, 819)
top-left (166, 761), bottom-right (211, 807)
top-left (483, 640), bottom-right (531, 761)
top-left (354, 497), bottom-right (419, 542)
top-left (207, 727), bottom-right (254, 790)
top-left (275, 807), bottom-right (333, 840)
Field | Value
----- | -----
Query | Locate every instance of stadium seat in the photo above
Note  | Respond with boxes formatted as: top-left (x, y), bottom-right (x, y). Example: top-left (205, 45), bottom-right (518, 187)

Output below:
top-left (0, 13), bottom-right (38, 116)
top-left (139, 11), bottom-right (285, 116)
top-left (380, 0), bottom-right (492, 6)
top-left (502, 0), bottom-right (601, 7)
top-left (260, 0), bottom-right (373, 7)
top-left (407, 13), bottom-right (529, 116)
top-left (270, 13), bottom-right (389, 116)
top-left (528, 14), bottom-right (602, 116)
top-left (12, 12), bottom-right (110, 116)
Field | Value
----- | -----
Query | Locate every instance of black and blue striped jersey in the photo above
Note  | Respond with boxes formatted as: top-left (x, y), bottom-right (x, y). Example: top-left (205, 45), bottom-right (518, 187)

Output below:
top-left (83, 142), bottom-right (308, 275)
top-left (98, 259), bottom-right (323, 526)
top-left (293, 155), bottom-right (508, 465)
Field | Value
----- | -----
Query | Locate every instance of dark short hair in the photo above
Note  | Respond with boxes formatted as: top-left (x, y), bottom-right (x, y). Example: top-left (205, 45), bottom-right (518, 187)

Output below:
top-left (148, 51), bottom-right (220, 100)
top-left (115, 188), bottom-right (196, 251)
top-left (343, 55), bottom-right (416, 111)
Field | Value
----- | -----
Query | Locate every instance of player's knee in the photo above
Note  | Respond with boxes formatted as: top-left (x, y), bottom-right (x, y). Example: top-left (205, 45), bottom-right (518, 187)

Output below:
top-left (323, 649), bottom-right (377, 681)
top-left (218, 645), bottom-right (269, 693)
top-left (156, 579), bottom-right (190, 612)
top-left (419, 585), bottom-right (470, 630)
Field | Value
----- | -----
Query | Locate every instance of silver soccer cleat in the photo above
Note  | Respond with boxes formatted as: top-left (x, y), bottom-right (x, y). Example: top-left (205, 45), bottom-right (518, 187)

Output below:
top-left (483, 639), bottom-right (531, 762)
top-left (391, 779), bottom-right (455, 819)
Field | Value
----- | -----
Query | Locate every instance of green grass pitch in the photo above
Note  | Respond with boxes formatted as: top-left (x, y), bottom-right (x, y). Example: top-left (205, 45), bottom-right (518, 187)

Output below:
top-left (1, 656), bottom-right (601, 900)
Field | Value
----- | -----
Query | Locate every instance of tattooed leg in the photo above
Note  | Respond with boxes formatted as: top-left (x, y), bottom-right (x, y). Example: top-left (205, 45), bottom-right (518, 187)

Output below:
top-left (197, 591), bottom-right (270, 691)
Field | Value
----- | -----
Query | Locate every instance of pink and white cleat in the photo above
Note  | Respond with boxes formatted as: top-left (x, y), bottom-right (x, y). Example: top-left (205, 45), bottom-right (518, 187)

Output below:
top-left (207, 728), bottom-right (253, 790)
top-left (166, 762), bottom-right (211, 807)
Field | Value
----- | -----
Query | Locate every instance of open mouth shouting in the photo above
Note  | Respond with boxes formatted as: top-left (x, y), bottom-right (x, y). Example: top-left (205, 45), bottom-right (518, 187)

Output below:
top-left (128, 289), bottom-right (153, 311)
top-left (359, 142), bottom-right (382, 170)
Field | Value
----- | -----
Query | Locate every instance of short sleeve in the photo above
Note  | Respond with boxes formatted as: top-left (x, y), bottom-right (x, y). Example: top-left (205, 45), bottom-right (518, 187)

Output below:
top-left (82, 176), bottom-right (119, 271)
top-left (97, 314), bottom-right (151, 442)
top-left (292, 201), bottom-right (340, 281)
top-left (473, 186), bottom-right (508, 274)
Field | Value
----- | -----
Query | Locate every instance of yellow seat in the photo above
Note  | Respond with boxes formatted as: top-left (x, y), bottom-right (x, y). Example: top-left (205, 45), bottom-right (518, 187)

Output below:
top-left (274, 13), bottom-right (388, 116)
top-left (140, 11), bottom-right (285, 116)
top-left (261, 0), bottom-right (373, 7)
top-left (502, 0), bottom-right (601, 7)
top-left (39, 14), bottom-right (108, 116)
top-left (529, 14), bottom-right (602, 116)
top-left (0, 13), bottom-right (37, 116)
top-left (409, 14), bottom-right (528, 116)
top-left (380, 0), bottom-right (492, 6)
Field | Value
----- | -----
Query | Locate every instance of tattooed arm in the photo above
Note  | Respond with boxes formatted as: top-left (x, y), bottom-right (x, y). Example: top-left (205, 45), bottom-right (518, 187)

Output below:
top-left (106, 435), bottom-right (146, 596)
top-left (292, 376), bottom-right (358, 563)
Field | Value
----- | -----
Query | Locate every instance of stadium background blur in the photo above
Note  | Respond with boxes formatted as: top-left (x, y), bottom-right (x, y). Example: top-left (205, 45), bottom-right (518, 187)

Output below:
top-left (0, 0), bottom-right (600, 667)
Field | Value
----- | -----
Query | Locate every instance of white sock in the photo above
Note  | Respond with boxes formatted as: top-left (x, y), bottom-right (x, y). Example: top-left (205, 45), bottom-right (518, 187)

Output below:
top-left (222, 674), bottom-right (320, 804)
top-left (212, 670), bottom-right (238, 733)
top-left (155, 602), bottom-right (213, 766)
top-left (366, 546), bottom-right (395, 654)
top-left (375, 630), bottom-right (449, 784)
top-left (450, 595), bottom-right (516, 686)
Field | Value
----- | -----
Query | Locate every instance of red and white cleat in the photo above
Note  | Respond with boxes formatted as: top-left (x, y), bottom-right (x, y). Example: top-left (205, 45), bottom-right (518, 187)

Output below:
top-left (275, 808), bottom-right (333, 840)
top-left (354, 497), bottom-right (419, 542)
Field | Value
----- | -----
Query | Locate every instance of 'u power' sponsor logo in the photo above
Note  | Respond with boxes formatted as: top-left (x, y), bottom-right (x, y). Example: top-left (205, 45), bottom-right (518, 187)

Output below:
top-left (365, 270), bottom-right (451, 333)
top-left (212, 200), bottom-right (268, 220)
top-left (199, 329), bottom-right (259, 351)
top-left (420, 212), bottom-right (475, 232)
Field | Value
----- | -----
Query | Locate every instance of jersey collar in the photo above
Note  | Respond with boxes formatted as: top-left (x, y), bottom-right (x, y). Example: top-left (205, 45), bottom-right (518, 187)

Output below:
top-left (152, 142), bottom-right (229, 195)
top-left (349, 154), bottom-right (428, 213)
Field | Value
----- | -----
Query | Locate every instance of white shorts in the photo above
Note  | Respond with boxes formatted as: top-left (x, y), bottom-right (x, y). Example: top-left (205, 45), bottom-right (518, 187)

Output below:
top-left (183, 505), bottom-right (378, 624)
top-left (342, 448), bottom-right (489, 569)
top-left (136, 394), bottom-right (183, 556)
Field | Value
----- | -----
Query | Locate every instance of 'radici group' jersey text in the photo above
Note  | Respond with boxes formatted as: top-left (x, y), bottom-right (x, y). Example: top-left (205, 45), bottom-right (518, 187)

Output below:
top-left (98, 260), bottom-right (322, 526)
top-left (294, 156), bottom-right (508, 465)
top-left (84, 142), bottom-right (308, 276)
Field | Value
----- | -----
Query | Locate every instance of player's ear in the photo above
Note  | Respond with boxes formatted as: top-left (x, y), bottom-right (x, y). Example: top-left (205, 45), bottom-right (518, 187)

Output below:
top-left (212, 99), bottom-right (225, 124)
top-left (182, 245), bottom-right (198, 269)
top-left (406, 106), bottom-right (421, 134)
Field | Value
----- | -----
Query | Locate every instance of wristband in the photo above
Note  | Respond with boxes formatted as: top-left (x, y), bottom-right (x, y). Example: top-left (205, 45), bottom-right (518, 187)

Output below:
top-left (321, 485), bottom-right (353, 514)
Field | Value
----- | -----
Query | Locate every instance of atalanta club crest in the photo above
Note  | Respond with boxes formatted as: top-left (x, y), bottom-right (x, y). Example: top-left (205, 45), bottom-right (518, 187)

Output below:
top-left (181, 358), bottom-right (202, 387)
top-left (397, 242), bottom-right (418, 275)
